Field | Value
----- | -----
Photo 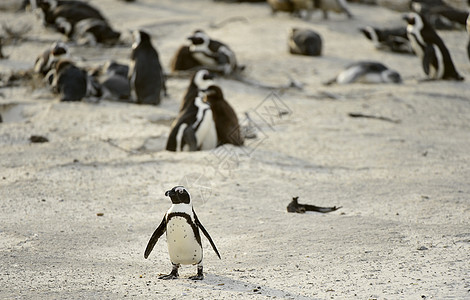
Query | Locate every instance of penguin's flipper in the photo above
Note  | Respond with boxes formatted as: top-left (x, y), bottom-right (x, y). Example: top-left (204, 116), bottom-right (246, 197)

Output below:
top-left (144, 215), bottom-right (167, 259)
top-left (183, 126), bottom-right (198, 151)
top-left (193, 210), bottom-right (221, 259)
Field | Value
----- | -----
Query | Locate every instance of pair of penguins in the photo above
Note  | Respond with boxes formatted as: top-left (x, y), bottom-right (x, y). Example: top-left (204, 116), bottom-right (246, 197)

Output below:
top-left (31, 0), bottom-right (120, 45)
top-left (346, 11), bottom-right (464, 83)
top-left (166, 69), bottom-right (244, 152)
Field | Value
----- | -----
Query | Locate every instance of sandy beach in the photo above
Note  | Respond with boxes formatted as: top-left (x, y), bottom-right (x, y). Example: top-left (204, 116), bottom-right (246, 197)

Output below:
top-left (1, 0), bottom-right (470, 298)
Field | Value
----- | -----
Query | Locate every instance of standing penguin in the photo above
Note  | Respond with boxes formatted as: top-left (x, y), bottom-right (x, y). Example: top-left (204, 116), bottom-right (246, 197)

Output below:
top-left (179, 69), bottom-right (215, 112)
top-left (403, 12), bottom-right (464, 81)
top-left (144, 186), bottom-right (221, 280)
top-left (166, 92), bottom-right (218, 152)
top-left (187, 30), bottom-right (239, 75)
top-left (129, 30), bottom-right (166, 105)
top-left (202, 85), bottom-right (244, 147)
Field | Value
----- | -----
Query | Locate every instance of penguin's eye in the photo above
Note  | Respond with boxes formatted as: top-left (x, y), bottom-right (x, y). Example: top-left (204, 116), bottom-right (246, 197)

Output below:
top-left (178, 189), bottom-right (184, 194)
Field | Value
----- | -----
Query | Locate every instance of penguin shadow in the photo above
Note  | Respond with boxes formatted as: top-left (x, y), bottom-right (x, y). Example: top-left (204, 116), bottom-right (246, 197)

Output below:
top-left (183, 273), bottom-right (319, 300)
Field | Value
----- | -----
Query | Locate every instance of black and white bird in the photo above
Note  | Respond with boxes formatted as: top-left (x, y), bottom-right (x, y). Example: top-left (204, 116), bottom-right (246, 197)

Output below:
top-left (324, 61), bottom-right (402, 85)
top-left (202, 85), bottom-right (244, 147)
top-left (34, 41), bottom-right (69, 77)
top-left (166, 91), bottom-right (218, 152)
top-left (359, 26), bottom-right (413, 54)
top-left (179, 69), bottom-right (215, 112)
top-left (144, 186), bottom-right (221, 280)
top-left (288, 28), bottom-right (322, 56)
top-left (99, 61), bottom-right (131, 101)
top-left (403, 12), bottom-right (464, 81)
top-left (187, 30), bottom-right (239, 75)
top-left (51, 59), bottom-right (88, 101)
top-left (129, 30), bottom-right (166, 105)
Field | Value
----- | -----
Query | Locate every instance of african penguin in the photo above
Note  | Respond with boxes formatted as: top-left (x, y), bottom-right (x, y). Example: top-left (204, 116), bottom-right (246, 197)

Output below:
top-left (99, 61), bottom-right (131, 101)
top-left (410, 0), bottom-right (469, 30)
top-left (202, 85), bottom-right (244, 147)
top-left (51, 59), bottom-right (88, 101)
top-left (166, 92), bottom-right (218, 152)
top-left (34, 41), bottom-right (69, 77)
top-left (403, 12), bottom-right (464, 81)
top-left (187, 30), bottom-right (239, 75)
top-left (324, 61), bottom-right (402, 85)
top-left (144, 186), bottom-right (221, 280)
top-left (359, 26), bottom-right (413, 54)
top-left (288, 28), bottom-right (322, 56)
top-left (170, 45), bottom-right (201, 73)
top-left (73, 18), bottom-right (120, 46)
top-left (179, 69), bottom-right (215, 112)
top-left (129, 30), bottom-right (166, 105)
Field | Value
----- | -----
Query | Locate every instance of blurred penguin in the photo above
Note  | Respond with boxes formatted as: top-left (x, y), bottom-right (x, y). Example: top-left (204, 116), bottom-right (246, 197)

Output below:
top-left (324, 61), bottom-right (402, 85)
top-left (404, 12), bottom-right (463, 80)
top-left (288, 28), bottom-right (322, 56)
top-left (359, 26), bottom-right (413, 54)
top-left (179, 69), bottom-right (215, 112)
top-left (129, 30), bottom-right (166, 105)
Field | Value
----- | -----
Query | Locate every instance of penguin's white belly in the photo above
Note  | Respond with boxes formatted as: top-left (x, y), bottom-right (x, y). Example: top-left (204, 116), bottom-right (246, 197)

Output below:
top-left (166, 217), bottom-right (202, 265)
top-left (192, 52), bottom-right (218, 66)
top-left (195, 110), bottom-right (218, 151)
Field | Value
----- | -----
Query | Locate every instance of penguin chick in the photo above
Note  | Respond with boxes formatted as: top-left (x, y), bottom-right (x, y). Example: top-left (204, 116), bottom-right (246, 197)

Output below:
top-left (202, 85), bottom-right (244, 147)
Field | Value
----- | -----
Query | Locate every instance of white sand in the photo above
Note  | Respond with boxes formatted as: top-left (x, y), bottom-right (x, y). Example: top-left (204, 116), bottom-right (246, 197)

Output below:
top-left (1, 0), bottom-right (469, 299)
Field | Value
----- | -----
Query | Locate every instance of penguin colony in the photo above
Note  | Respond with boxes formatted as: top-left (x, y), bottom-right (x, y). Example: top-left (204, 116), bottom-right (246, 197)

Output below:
top-left (6, 0), bottom-right (469, 280)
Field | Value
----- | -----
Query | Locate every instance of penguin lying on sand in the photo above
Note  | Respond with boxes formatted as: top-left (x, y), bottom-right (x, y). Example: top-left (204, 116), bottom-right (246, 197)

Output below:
top-left (288, 28), bottom-right (322, 56)
top-left (144, 186), bottom-right (221, 280)
top-left (172, 30), bottom-right (241, 75)
top-left (359, 26), bottom-right (413, 54)
top-left (324, 61), bottom-right (402, 85)
top-left (403, 12), bottom-right (464, 81)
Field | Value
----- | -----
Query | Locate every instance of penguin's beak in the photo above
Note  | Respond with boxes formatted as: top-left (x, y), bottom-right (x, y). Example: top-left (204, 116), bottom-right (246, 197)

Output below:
top-left (165, 190), bottom-right (172, 197)
top-left (402, 13), bottom-right (414, 25)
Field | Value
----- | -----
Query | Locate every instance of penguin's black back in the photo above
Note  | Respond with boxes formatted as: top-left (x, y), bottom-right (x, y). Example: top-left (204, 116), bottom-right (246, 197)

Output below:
top-left (57, 63), bottom-right (87, 101)
top-left (131, 33), bottom-right (164, 105)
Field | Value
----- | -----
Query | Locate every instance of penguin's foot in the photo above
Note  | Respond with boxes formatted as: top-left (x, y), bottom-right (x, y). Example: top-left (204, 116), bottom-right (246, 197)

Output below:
top-left (189, 274), bottom-right (204, 280)
top-left (158, 273), bottom-right (178, 280)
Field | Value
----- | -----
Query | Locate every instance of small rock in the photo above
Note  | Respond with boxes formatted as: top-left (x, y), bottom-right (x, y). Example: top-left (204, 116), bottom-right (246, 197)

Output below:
top-left (417, 246), bottom-right (428, 251)
top-left (97, 213), bottom-right (104, 217)
top-left (29, 135), bottom-right (48, 143)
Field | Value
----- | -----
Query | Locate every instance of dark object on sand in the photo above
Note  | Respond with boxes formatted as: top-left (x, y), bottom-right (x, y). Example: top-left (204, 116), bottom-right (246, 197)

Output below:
top-left (29, 135), bottom-right (49, 143)
top-left (287, 196), bottom-right (341, 213)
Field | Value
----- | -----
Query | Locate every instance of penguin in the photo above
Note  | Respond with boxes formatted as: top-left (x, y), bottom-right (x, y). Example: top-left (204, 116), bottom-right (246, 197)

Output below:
top-left (288, 28), bottom-right (322, 56)
top-left (202, 85), bottom-right (244, 147)
top-left (170, 45), bottom-right (201, 73)
top-left (34, 41), bottom-right (69, 77)
top-left (52, 59), bottom-right (88, 101)
top-left (179, 69), bottom-right (215, 112)
top-left (324, 61), bottom-right (402, 85)
top-left (129, 30), bottom-right (166, 105)
top-left (35, 0), bottom-right (107, 38)
top-left (166, 92), bottom-right (218, 152)
top-left (410, 0), bottom-right (469, 30)
top-left (73, 18), bottom-right (120, 46)
top-left (99, 61), bottom-right (131, 101)
top-left (144, 186), bottom-right (221, 280)
top-left (187, 30), bottom-right (239, 75)
top-left (403, 12), bottom-right (464, 81)
top-left (359, 26), bottom-right (413, 54)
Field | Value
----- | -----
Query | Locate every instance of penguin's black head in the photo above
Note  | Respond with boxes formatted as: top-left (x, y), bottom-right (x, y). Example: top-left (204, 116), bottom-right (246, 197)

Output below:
top-left (51, 42), bottom-right (68, 56)
top-left (192, 69), bottom-right (215, 90)
top-left (188, 30), bottom-right (208, 45)
top-left (165, 186), bottom-right (191, 204)
top-left (202, 85), bottom-right (224, 103)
